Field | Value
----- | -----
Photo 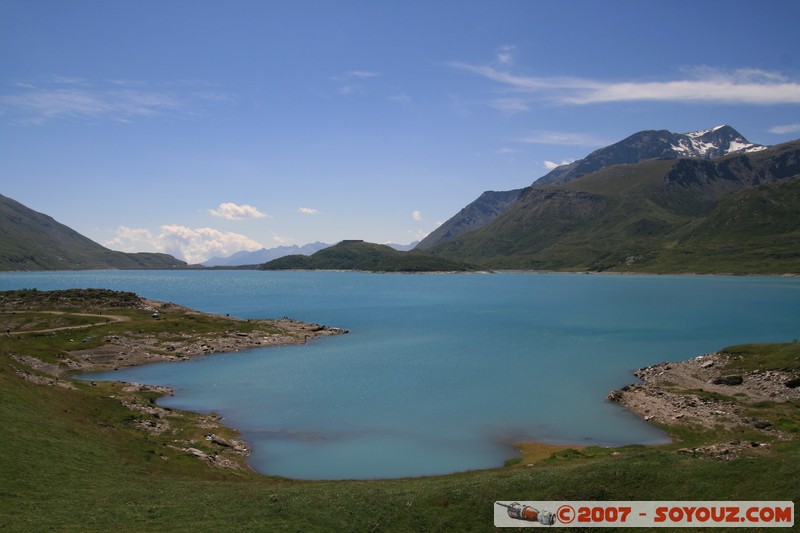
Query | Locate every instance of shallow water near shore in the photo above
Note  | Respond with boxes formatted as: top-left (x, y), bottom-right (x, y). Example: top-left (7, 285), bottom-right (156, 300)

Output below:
top-left (3, 271), bottom-right (799, 479)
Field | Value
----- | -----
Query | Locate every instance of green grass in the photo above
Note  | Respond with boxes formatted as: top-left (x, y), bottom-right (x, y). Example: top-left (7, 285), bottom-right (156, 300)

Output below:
top-left (2, 296), bottom-right (799, 531)
top-left (3, 355), bottom-right (798, 531)
top-left (720, 341), bottom-right (800, 373)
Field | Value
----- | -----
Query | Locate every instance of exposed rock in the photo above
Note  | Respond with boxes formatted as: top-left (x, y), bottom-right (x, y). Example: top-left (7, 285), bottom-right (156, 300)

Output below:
top-left (606, 390), bottom-right (624, 402)
top-left (9, 364), bottom-right (76, 389)
top-left (712, 375), bottom-right (743, 386)
top-left (673, 440), bottom-right (771, 461)
top-left (606, 351), bottom-right (799, 452)
top-left (207, 433), bottom-right (249, 454)
top-left (67, 317), bottom-right (348, 373)
top-left (171, 446), bottom-right (247, 471)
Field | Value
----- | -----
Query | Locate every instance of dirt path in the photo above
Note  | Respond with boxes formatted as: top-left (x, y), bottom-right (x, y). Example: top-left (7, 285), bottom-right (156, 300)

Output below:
top-left (3, 311), bottom-right (131, 336)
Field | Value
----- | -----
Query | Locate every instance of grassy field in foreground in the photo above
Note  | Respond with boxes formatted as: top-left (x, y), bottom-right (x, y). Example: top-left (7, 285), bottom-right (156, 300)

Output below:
top-left (1, 297), bottom-right (798, 531)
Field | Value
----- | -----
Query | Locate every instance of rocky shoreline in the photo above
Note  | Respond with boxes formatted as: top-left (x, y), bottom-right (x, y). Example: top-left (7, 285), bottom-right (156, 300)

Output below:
top-left (606, 350), bottom-right (800, 460)
top-left (2, 290), bottom-right (349, 471)
top-left (67, 303), bottom-right (349, 374)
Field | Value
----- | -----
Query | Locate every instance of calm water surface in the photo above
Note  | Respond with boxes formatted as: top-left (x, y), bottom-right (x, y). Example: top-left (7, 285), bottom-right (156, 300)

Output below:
top-left (2, 271), bottom-right (799, 479)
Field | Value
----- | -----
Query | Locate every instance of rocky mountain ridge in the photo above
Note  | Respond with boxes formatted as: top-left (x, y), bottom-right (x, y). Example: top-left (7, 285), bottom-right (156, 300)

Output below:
top-left (417, 125), bottom-right (766, 250)
top-left (425, 139), bottom-right (800, 273)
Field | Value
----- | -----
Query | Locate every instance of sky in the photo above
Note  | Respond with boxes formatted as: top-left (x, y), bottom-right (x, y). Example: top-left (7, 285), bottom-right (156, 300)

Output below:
top-left (2, 0), bottom-right (800, 264)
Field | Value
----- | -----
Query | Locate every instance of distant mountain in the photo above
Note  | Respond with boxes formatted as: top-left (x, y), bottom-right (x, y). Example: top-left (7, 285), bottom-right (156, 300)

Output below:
top-left (426, 139), bottom-right (800, 274)
top-left (0, 194), bottom-right (186, 271)
top-left (385, 241), bottom-right (420, 252)
top-left (260, 240), bottom-right (473, 272)
top-left (417, 125), bottom-right (766, 249)
top-left (203, 242), bottom-right (331, 267)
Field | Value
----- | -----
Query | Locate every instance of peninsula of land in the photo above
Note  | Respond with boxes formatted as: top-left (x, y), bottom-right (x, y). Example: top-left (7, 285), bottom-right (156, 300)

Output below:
top-left (1, 288), bottom-right (348, 471)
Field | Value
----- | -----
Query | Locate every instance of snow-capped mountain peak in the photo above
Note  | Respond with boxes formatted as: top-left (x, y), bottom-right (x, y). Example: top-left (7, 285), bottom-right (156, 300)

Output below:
top-left (674, 124), bottom-right (767, 158)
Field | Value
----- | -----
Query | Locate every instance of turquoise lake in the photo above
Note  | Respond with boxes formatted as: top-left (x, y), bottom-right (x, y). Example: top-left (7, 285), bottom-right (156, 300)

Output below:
top-left (2, 271), bottom-right (799, 479)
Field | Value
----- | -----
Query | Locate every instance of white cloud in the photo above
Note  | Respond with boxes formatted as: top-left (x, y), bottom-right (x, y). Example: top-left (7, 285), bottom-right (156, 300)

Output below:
top-left (495, 45), bottom-right (516, 66)
top-left (298, 207), bottom-right (318, 215)
top-left (105, 226), bottom-right (156, 251)
top-left (449, 62), bottom-right (800, 106)
top-left (544, 159), bottom-right (575, 170)
top-left (389, 93), bottom-right (411, 104)
top-left (411, 210), bottom-right (422, 221)
top-left (106, 225), bottom-right (263, 264)
top-left (769, 123), bottom-right (800, 135)
top-left (0, 77), bottom-right (229, 125)
top-left (209, 202), bottom-right (268, 220)
top-left (271, 234), bottom-right (291, 245)
top-left (345, 70), bottom-right (381, 79)
top-left (495, 147), bottom-right (521, 154)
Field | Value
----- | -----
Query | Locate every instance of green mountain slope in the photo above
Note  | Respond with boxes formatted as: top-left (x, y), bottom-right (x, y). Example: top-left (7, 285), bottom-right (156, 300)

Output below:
top-left (428, 140), bottom-right (800, 274)
top-left (0, 194), bottom-right (186, 271)
top-left (261, 240), bottom-right (472, 272)
top-left (635, 176), bottom-right (800, 273)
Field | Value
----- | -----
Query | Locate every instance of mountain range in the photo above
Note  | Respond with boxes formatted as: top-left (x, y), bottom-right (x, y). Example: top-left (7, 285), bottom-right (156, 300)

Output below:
top-left (424, 133), bottom-right (800, 274)
top-left (0, 194), bottom-right (186, 271)
top-left (203, 242), bottom-right (332, 267)
top-left (203, 241), bottom-right (420, 267)
top-left (417, 125), bottom-right (766, 250)
top-left (2, 125), bottom-right (797, 274)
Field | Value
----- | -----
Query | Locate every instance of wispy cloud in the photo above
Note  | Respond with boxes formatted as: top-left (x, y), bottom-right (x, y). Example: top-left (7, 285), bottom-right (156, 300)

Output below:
top-left (389, 93), bottom-right (411, 104)
top-left (495, 147), bottom-right (522, 154)
top-left (411, 210), bottom-right (422, 221)
top-left (330, 70), bottom-right (382, 97)
top-left (209, 202), bottom-right (268, 220)
top-left (106, 225), bottom-right (263, 264)
top-left (344, 70), bottom-right (381, 79)
top-left (769, 123), bottom-right (800, 135)
top-left (298, 207), bottom-right (318, 215)
top-left (450, 62), bottom-right (800, 106)
top-left (517, 131), bottom-right (608, 147)
top-left (0, 76), bottom-right (230, 125)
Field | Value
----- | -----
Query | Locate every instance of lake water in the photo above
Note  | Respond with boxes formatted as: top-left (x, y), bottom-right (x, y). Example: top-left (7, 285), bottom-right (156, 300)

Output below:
top-left (2, 271), bottom-right (799, 479)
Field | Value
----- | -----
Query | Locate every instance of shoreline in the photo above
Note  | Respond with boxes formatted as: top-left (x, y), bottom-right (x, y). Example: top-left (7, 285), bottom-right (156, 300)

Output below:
top-left (5, 289), bottom-right (798, 479)
top-left (65, 299), bottom-right (349, 375)
top-left (3, 267), bottom-right (797, 277)
top-left (606, 348), bottom-right (799, 459)
top-left (2, 289), bottom-right (350, 473)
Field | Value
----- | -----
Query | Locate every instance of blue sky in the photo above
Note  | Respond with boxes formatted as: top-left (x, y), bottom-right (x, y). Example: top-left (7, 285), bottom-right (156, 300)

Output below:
top-left (2, 0), bottom-right (800, 263)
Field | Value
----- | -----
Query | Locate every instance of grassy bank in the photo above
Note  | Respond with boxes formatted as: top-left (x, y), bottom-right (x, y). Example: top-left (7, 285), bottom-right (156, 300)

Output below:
top-left (1, 291), bottom-right (798, 531)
